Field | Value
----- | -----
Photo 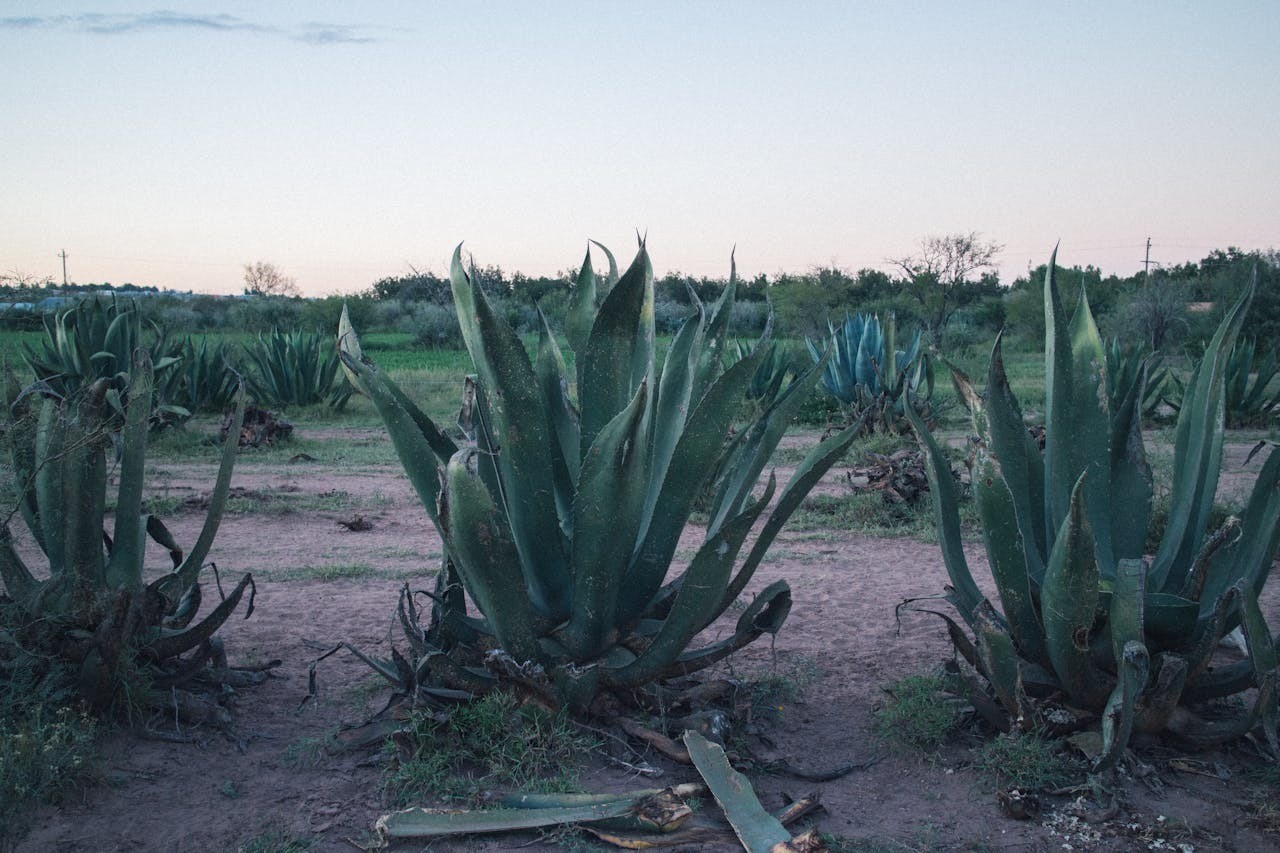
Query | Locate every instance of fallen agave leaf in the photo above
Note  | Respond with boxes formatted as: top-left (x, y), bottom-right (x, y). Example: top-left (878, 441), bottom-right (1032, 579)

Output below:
top-left (374, 784), bottom-right (701, 844)
top-left (683, 730), bottom-right (822, 852)
top-left (580, 794), bottom-right (823, 850)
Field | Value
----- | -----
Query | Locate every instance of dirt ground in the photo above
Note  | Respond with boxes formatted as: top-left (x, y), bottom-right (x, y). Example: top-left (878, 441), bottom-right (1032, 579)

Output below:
top-left (12, 427), bottom-right (1280, 852)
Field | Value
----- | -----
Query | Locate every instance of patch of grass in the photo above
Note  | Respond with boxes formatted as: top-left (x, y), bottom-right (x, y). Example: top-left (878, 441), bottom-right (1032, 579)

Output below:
top-left (261, 562), bottom-right (379, 582)
top-left (219, 780), bottom-right (243, 799)
top-left (237, 826), bottom-right (313, 853)
top-left (1, 705), bottom-right (99, 841)
top-left (788, 492), bottom-right (934, 538)
top-left (381, 690), bottom-right (599, 806)
top-left (873, 671), bottom-right (964, 751)
top-left (972, 731), bottom-right (1081, 790)
top-left (736, 654), bottom-right (822, 720)
top-left (140, 494), bottom-right (185, 516)
top-left (282, 734), bottom-right (332, 769)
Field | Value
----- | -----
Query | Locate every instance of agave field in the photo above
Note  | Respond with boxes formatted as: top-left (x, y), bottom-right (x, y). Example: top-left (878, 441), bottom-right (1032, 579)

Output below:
top-left (2, 244), bottom-right (1280, 852)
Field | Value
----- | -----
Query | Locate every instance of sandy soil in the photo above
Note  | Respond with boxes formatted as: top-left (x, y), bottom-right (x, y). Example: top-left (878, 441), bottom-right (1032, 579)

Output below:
top-left (12, 428), bottom-right (1280, 852)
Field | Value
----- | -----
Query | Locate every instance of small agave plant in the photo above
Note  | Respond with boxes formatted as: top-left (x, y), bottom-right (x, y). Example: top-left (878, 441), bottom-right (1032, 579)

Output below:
top-left (908, 253), bottom-right (1280, 771)
top-left (24, 295), bottom-right (189, 428)
top-left (1164, 337), bottom-right (1280, 429)
top-left (806, 311), bottom-right (933, 434)
top-left (338, 241), bottom-right (858, 713)
top-left (1103, 338), bottom-right (1168, 423)
top-left (0, 352), bottom-right (256, 712)
top-left (245, 327), bottom-right (352, 410)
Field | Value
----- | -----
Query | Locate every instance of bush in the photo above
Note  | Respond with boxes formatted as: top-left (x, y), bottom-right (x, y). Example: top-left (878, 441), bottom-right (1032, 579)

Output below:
top-left (397, 302), bottom-right (462, 348)
top-left (1, 705), bottom-right (98, 839)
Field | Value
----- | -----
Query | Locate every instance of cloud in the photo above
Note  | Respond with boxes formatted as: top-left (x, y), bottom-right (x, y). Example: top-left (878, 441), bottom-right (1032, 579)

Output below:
top-left (0, 10), bottom-right (379, 44)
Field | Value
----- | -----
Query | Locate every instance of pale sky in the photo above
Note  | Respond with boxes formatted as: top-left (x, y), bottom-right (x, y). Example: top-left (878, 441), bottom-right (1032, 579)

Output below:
top-left (3, 2), bottom-right (1277, 295)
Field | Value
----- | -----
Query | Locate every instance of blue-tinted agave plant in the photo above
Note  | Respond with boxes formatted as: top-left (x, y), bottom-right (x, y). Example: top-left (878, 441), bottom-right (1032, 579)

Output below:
top-left (806, 312), bottom-right (933, 433)
top-left (337, 242), bottom-right (859, 713)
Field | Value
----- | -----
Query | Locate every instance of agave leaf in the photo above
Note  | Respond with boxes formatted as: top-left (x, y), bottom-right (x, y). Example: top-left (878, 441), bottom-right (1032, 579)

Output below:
top-left (562, 382), bottom-right (651, 660)
top-left (375, 800), bottom-right (642, 841)
top-left (608, 477), bottom-right (776, 688)
top-left (1040, 475), bottom-right (1111, 708)
top-left (1109, 360), bottom-right (1154, 562)
top-left (617, 344), bottom-right (769, 627)
top-left (105, 350), bottom-right (154, 590)
top-left (176, 383), bottom-right (244, 588)
top-left (1095, 640), bottom-right (1150, 773)
top-left (1199, 444), bottom-right (1280, 611)
top-left (35, 399), bottom-right (66, 571)
top-left (63, 385), bottom-right (110, 610)
top-left (566, 246), bottom-right (598, 368)
top-left (535, 306), bottom-right (580, 537)
top-left (580, 247), bottom-right (653, 458)
top-left (683, 730), bottom-right (794, 853)
top-left (983, 335), bottom-right (1048, 575)
top-left (1150, 280), bottom-right (1252, 589)
top-left (706, 349), bottom-right (819, 539)
top-left (664, 581), bottom-right (792, 678)
top-left (0, 526), bottom-right (40, 609)
top-left (442, 450), bottom-right (545, 664)
top-left (144, 573), bottom-right (254, 660)
top-left (640, 307), bottom-right (703, 539)
top-left (592, 238), bottom-right (620, 290)
top-left (905, 391), bottom-right (984, 624)
top-left (1240, 585), bottom-right (1279, 757)
top-left (975, 452), bottom-right (1048, 667)
top-left (975, 605), bottom-right (1023, 717)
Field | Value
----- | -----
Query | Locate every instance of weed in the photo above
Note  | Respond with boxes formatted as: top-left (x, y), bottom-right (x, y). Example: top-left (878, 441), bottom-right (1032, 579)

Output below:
top-left (381, 690), bottom-right (599, 806)
top-left (220, 780), bottom-right (242, 799)
top-left (972, 731), bottom-right (1081, 790)
top-left (237, 825), bottom-right (313, 853)
top-left (873, 671), bottom-right (964, 751)
top-left (0, 705), bottom-right (99, 840)
top-left (282, 734), bottom-right (331, 769)
top-left (735, 654), bottom-right (822, 721)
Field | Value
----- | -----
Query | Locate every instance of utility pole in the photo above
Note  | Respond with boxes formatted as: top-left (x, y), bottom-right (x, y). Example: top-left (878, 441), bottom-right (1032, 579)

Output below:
top-left (1142, 237), bottom-right (1152, 287)
top-left (58, 249), bottom-right (68, 288)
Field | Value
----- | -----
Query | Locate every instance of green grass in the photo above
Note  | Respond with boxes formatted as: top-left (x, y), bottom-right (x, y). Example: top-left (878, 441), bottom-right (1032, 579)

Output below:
top-left (972, 731), bottom-right (1081, 790)
top-left (259, 562), bottom-right (381, 582)
top-left (873, 671), bottom-right (965, 751)
top-left (381, 691), bottom-right (599, 806)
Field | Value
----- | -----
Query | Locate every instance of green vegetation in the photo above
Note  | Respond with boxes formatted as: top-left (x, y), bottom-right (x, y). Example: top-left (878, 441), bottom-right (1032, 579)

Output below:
top-left (0, 352), bottom-right (255, 711)
top-left (807, 312), bottom-right (934, 434)
top-left (909, 256), bottom-right (1280, 772)
top-left (873, 671), bottom-right (964, 751)
top-left (0, 705), bottom-right (99, 840)
top-left (381, 691), bottom-right (596, 805)
top-left (972, 731), bottom-right (1080, 790)
top-left (244, 328), bottom-right (351, 409)
top-left (340, 241), bottom-right (861, 713)
top-left (24, 295), bottom-right (188, 428)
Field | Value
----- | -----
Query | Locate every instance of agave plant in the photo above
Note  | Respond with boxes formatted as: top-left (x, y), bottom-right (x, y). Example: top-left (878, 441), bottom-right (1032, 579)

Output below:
top-left (0, 352), bottom-right (256, 712)
top-left (908, 255), bottom-right (1280, 771)
top-left (806, 312), bottom-right (934, 434)
top-left (1103, 338), bottom-right (1168, 422)
top-left (156, 336), bottom-right (241, 416)
top-left (244, 327), bottom-right (351, 409)
top-left (23, 295), bottom-right (188, 427)
top-left (1164, 337), bottom-right (1280, 429)
top-left (337, 242), bottom-right (858, 713)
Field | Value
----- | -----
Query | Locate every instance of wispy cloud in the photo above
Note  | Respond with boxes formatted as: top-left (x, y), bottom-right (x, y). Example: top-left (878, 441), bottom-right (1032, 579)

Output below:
top-left (0, 11), bottom-right (379, 44)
